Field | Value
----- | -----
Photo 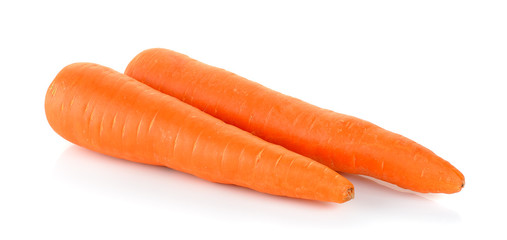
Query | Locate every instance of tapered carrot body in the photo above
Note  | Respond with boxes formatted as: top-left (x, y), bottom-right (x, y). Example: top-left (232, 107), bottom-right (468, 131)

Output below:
top-left (45, 63), bottom-right (354, 203)
top-left (125, 48), bottom-right (465, 193)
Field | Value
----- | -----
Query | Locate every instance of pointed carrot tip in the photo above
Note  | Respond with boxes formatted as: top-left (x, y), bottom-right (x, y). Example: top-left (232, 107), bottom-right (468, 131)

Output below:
top-left (347, 187), bottom-right (355, 200)
top-left (341, 187), bottom-right (354, 202)
top-left (449, 178), bottom-right (465, 193)
top-left (454, 169), bottom-right (465, 192)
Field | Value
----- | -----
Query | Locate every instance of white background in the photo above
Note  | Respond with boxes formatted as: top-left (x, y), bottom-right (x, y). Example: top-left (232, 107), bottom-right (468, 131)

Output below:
top-left (1, 0), bottom-right (506, 239)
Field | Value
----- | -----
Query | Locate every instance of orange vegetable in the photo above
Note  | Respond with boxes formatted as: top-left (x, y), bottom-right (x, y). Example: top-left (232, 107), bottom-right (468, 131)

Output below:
top-left (125, 48), bottom-right (465, 193)
top-left (45, 63), bottom-right (354, 203)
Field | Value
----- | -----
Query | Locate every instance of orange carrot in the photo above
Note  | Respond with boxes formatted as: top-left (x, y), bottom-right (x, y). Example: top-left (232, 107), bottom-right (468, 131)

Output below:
top-left (45, 63), bottom-right (354, 203)
top-left (125, 48), bottom-right (465, 193)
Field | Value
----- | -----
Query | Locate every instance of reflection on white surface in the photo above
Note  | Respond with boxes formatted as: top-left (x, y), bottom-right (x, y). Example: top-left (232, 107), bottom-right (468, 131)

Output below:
top-left (53, 145), bottom-right (460, 227)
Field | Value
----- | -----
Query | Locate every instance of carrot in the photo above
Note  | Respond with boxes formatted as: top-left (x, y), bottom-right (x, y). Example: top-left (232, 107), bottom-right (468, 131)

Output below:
top-left (125, 48), bottom-right (465, 193)
top-left (45, 63), bottom-right (354, 203)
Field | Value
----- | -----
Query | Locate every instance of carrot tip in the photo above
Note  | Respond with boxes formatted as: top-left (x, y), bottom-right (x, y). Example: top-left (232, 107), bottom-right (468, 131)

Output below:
top-left (346, 187), bottom-right (355, 201)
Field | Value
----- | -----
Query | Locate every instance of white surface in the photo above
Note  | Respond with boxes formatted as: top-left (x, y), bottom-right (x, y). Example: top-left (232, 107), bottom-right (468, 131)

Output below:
top-left (1, 1), bottom-right (506, 239)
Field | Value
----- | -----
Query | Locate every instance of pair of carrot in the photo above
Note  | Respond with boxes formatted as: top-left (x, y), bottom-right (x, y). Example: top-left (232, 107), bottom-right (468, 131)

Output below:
top-left (45, 48), bottom-right (464, 203)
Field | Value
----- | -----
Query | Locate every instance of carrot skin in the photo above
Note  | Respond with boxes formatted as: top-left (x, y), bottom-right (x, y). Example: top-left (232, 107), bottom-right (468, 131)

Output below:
top-left (125, 48), bottom-right (465, 193)
top-left (45, 63), bottom-right (354, 203)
